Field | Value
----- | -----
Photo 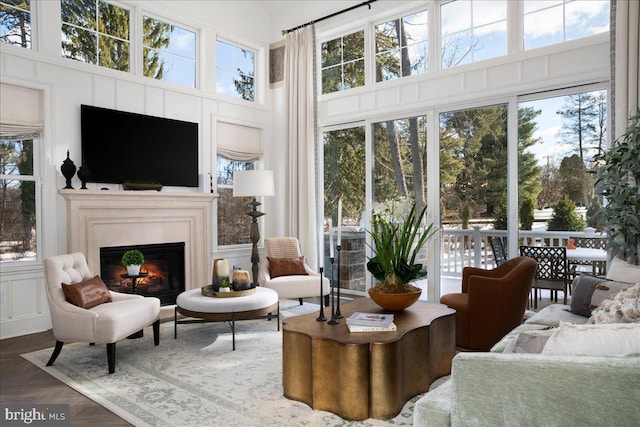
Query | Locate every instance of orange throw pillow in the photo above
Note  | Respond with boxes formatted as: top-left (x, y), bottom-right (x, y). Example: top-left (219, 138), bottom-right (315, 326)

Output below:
top-left (62, 275), bottom-right (112, 309)
top-left (267, 256), bottom-right (308, 279)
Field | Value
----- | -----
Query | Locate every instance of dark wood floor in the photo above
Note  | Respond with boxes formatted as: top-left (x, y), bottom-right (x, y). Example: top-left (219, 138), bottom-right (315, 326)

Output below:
top-left (0, 328), bottom-right (131, 426)
top-left (0, 295), bottom-right (355, 426)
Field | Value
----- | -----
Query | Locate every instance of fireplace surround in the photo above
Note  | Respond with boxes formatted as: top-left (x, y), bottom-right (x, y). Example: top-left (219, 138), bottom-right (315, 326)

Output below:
top-left (59, 189), bottom-right (217, 294)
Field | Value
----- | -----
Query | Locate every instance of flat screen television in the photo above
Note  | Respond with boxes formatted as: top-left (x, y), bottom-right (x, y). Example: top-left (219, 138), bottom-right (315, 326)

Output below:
top-left (81, 105), bottom-right (199, 187)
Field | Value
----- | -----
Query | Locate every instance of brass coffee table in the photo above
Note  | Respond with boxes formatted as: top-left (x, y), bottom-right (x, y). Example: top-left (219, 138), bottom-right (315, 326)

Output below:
top-left (282, 298), bottom-right (455, 420)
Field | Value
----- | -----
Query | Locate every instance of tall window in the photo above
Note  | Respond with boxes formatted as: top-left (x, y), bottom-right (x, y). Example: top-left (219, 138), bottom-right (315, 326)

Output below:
top-left (143, 16), bottom-right (196, 88)
top-left (375, 10), bottom-right (428, 81)
top-left (321, 30), bottom-right (365, 94)
top-left (216, 39), bottom-right (255, 101)
top-left (324, 126), bottom-right (366, 227)
top-left (0, 0), bottom-right (31, 48)
top-left (216, 158), bottom-right (253, 246)
top-left (61, 0), bottom-right (130, 71)
top-left (440, 0), bottom-right (507, 68)
top-left (524, 0), bottom-right (609, 50)
top-left (518, 88), bottom-right (607, 232)
top-left (1, 138), bottom-right (37, 263)
top-left (373, 116), bottom-right (427, 207)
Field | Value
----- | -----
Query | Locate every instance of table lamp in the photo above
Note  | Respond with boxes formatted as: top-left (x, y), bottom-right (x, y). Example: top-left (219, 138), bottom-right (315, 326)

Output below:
top-left (233, 170), bottom-right (275, 285)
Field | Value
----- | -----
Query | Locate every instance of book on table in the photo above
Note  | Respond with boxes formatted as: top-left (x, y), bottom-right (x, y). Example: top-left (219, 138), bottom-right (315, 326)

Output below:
top-left (346, 312), bottom-right (394, 327)
top-left (347, 322), bottom-right (397, 333)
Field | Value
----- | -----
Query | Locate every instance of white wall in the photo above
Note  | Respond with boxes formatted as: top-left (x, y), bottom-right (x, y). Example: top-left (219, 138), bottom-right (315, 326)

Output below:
top-left (0, 0), bottom-right (279, 339)
top-left (0, 0), bottom-right (612, 338)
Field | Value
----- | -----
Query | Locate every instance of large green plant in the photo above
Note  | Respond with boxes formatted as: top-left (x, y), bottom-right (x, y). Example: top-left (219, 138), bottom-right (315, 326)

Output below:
top-left (366, 198), bottom-right (435, 291)
top-left (593, 109), bottom-right (640, 265)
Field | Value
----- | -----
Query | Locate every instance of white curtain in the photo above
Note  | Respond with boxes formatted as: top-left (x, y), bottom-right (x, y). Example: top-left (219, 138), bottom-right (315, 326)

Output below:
top-left (284, 26), bottom-right (318, 269)
top-left (612, 0), bottom-right (640, 139)
top-left (0, 83), bottom-right (44, 139)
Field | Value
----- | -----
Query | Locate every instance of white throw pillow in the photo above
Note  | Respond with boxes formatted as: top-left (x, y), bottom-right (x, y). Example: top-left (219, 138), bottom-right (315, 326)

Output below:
top-left (541, 322), bottom-right (640, 356)
top-left (503, 328), bottom-right (555, 354)
top-left (589, 284), bottom-right (640, 324)
top-left (606, 257), bottom-right (640, 283)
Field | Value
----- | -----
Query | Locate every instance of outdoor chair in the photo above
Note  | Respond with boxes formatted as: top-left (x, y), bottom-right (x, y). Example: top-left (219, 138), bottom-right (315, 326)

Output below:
top-left (489, 236), bottom-right (508, 267)
top-left (519, 245), bottom-right (569, 309)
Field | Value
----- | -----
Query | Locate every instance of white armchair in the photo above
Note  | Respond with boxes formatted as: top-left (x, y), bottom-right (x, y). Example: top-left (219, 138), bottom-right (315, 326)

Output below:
top-left (258, 237), bottom-right (330, 306)
top-left (44, 252), bottom-right (160, 374)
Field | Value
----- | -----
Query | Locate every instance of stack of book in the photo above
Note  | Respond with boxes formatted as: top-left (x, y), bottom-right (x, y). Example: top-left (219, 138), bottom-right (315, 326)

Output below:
top-left (346, 312), bottom-right (396, 332)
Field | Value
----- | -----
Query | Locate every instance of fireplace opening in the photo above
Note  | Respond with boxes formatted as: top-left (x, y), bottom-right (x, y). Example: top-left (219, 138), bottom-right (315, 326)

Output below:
top-left (99, 242), bottom-right (185, 306)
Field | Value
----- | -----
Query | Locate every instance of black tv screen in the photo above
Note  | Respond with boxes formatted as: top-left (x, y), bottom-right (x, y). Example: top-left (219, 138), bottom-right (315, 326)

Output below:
top-left (81, 105), bottom-right (199, 187)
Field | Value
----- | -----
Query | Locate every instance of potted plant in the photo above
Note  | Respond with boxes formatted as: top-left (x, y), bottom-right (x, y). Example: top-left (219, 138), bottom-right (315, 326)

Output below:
top-left (593, 109), bottom-right (640, 265)
top-left (366, 197), bottom-right (436, 310)
top-left (122, 249), bottom-right (144, 275)
top-left (218, 278), bottom-right (230, 292)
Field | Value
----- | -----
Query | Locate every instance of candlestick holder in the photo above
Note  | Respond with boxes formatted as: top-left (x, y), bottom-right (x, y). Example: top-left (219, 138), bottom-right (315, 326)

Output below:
top-left (328, 257), bottom-right (338, 325)
top-left (316, 267), bottom-right (327, 321)
top-left (335, 245), bottom-right (343, 318)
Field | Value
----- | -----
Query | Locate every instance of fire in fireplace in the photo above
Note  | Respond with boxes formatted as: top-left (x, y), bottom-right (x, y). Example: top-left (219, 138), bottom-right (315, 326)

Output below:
top-left (99, 242), bottom-right (185, 305)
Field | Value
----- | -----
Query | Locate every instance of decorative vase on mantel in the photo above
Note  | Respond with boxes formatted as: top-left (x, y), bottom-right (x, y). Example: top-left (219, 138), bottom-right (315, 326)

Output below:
top-left (77, 165), bottom-right (90, 190)
top-left (60, 150), bottom-right (76, 189)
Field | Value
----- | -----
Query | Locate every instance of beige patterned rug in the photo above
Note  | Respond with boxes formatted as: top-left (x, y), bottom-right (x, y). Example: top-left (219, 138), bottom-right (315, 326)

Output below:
top-left (22, 300), bottom-right (435, 426)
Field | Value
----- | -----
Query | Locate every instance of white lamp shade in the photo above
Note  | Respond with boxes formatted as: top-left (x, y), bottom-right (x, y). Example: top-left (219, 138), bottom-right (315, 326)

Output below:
top-left (233, 170), bottom-right (275, 197)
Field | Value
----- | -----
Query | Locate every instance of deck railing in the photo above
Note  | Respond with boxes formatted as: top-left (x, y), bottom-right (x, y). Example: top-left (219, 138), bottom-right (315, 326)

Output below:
top-left (441, 226), bottom-right (606, 277)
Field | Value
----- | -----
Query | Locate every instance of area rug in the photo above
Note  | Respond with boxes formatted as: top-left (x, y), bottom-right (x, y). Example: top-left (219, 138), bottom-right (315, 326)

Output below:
top-left (22, 300), bottom-right (433, 426)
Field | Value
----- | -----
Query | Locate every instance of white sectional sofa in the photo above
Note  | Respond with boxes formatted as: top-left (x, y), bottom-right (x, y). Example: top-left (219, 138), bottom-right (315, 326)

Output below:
top-left (414, 258), bottom-right (640, 427)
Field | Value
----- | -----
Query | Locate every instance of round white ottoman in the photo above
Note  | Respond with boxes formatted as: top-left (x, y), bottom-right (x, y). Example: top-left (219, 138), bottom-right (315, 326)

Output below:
top-left (174, 287), bottom-right (279, 350)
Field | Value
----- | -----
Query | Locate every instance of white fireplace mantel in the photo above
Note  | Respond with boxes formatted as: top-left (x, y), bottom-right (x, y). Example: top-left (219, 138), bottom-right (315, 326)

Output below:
top-left (59, 189), bottom-right (218, 291)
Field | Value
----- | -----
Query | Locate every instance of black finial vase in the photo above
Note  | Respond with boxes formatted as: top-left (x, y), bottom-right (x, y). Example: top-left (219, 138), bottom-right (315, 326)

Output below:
top-left (77, 166), bottom-right (90, 190)
top-left (61, 150), bottom-right (76, 189)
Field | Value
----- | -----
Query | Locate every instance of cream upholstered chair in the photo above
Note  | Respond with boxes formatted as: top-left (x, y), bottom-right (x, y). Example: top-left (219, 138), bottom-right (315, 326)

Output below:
top-left (258, 237), bottom-right (330, 306)
top-left (44, 252), bottom-right (160, 374)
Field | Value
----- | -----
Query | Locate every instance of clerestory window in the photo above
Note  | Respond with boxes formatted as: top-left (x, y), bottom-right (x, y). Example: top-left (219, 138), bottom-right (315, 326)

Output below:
top-left (523, 0), bottom-right (610, 50)
top-left (61, 0), bottom-right (130, 72)
top-left (143, 16), bottom-right (196, 88)
top-left (216, 39), bottom-right (255, 101)
top-left (321, 30), bottom-right (365, 94)
top-left (440, 0), bottom-right (508, 69)
top-left (375, 9), bottom-right (428, 81)
top-left (0, 0), bottom-right (31, 48)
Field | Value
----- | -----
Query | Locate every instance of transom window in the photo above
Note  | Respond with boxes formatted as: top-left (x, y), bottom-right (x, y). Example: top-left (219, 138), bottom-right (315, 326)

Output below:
top-left (216, 39), bottom-right (255, 101)
top-left (375, 9), bottom-right (428, 81)
top-left (321, 30), bottom-right (365, 94)
top-left (523, 0), bottom-right (609, 50)
top-left (0, 0), bottom-right (31, 48)
top-left (143, 16), bottom-right (196, 88)
top-left (441, 0), bottom-right (507, 68)
top-left (61, 0), bottom-right (130, 71)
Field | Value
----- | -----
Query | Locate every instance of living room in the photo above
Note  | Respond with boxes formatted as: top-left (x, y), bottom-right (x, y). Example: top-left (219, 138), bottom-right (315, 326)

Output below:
top-left (1, 0), bottom-right (638, 426)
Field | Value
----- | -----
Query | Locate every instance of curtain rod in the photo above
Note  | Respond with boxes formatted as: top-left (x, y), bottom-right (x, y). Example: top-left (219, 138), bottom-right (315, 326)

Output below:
top-left (281, 0), bottom-right (377, 35)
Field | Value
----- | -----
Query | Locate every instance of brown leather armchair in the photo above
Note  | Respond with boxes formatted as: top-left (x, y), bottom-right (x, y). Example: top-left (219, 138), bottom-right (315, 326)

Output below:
top-left (440, 256), bottom-right (537, 351)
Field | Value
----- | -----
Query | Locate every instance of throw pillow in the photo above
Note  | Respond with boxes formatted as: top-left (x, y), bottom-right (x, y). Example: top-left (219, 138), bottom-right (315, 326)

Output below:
top-left (589, 284), bottom-right (640, 324)
top-left (570, 274), bottom-right (610, 317)
top-left (541, 322), bottom-right (640, 356)
top-left (62, 275), bottom-right (112, 309)
top-left (267, 256), bottom-right (308, 279)
top-left (606, 257), bottom-right (640, 283)
top-left (569, 275), bottom-right (634, 317)
top-left (502, 328), bottom-right (555, 354)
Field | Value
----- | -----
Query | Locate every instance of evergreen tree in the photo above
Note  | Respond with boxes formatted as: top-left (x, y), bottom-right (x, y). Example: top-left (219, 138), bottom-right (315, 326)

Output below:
top-left (547, 196), bottom-right (586, 231)
top-left (559, 154), bottom-right (591, 205)
top-left (0, 1), bottom-right (31, 47)
top-left (520, 198), bottom-right (535, 230)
